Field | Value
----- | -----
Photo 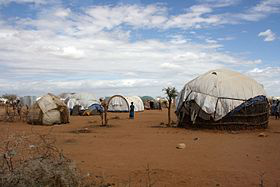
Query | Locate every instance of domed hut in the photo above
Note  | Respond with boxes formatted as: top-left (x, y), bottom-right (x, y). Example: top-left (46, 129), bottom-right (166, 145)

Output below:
top-left (176, 69), bottom-right (269, 130)
top-left (108, 95), bottom-right (144, 112)
top-left (156, 97), bottom-right (169, 108)
top-left (27, 94), bottom-right (69, 125)
top-left (141, 96), bottom-right (158, 110)
top-left (64, 93), bottom-right (100, 115)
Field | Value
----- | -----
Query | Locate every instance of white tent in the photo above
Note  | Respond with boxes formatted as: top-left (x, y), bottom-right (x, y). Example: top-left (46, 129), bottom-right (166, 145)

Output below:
top-left (176, 69), bottom-right (267, 121)
top-left (108, 95), bottom-right (144, 112)
top-left (65, 93), bottom-right (99, 110)
top-left (0, 97), bottom-right (8, 104)
top-left (268, 96), bottom-right (280, 101)
top-left (20, 96), bottom-right (37, 107)
top-left (59, 93), bottom-right (74, 100)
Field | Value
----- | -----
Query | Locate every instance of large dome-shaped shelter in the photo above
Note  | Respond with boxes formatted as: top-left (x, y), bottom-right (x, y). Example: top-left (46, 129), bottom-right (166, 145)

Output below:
top-left (108, 95), bottom-right (144, 112)
top-left (176, 69), bottom-right (269, 129)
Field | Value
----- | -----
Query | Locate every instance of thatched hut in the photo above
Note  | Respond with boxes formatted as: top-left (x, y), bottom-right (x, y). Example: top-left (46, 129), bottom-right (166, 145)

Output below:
top-left (27, 94), bottom-right (69, 125)
top-left (176, 69), bottom-right (269, 130)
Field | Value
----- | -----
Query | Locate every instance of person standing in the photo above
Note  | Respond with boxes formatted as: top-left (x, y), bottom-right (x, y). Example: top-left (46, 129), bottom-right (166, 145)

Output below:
top-left (276, 100), bottom-right (280, 120)
top-left (158, 101), bottom-right (162, 110)
top-left (129, 102), bottom-right (135, 119)
top-left (99, 98), bottom-right (108, 125)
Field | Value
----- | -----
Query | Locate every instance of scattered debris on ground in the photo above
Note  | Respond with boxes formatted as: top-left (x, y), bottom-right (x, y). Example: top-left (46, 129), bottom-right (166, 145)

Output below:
top-left (71, 128), bottom-right (91, 134)
top-left (176, 143), bottom-right (186, 149)
top-left (258, 132), bottom-right (268, 137)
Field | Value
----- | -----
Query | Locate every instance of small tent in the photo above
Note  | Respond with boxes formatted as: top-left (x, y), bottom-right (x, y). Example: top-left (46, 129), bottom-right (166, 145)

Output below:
top-left (270, 97), bottom-right (280, 116)
top-left (59, 93), bottom-right (74, 103)
top-left (64, 93), bottom-right (100, 115)
top-left (27, 94), bottom-right (69, 125)
top-left (156, 97), bottom-right (168, 108)
top-left (108, 95), bottom-right (144, 112)
top-left (0, 98), bottom-right (8, 104)
top-left (141, 96), bottom-right (158, 110)
top-left (83, 103), bottom-right (104, 116)
top-left (176, 69), bottom-right (269, 129)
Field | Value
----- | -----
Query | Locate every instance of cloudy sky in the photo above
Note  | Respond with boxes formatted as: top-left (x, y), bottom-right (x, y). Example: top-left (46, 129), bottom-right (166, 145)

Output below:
top-left (0, 0), bottom-right (279, 97)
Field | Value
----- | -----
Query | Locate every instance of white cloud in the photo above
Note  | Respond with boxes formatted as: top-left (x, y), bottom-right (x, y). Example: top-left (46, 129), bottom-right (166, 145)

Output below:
top-left (217, 36), bottom-right (235, 41)
top-left (0, 79), bottom-right (166, 97)
top-left (54, 46), bottom-right (85, 59)
top-left (247, 67), bottom-right (280, 96)
top-left (0, 21), bottom-right (259, 96)
top-left (0, 0), bottom-right (51, 5)
top-left (83, 4), bottom-right (168, 30)
top-left (53, 8), bottom-right (71, 17)
top-left (196, 0), bottom-right (239, 8)
top-left (160, 63), bottom-right (181, 70)
top-left (232, 0), bottom-right (280, 22)
top-left (165, 4), bottom-right (223, 29)
top-left (0, 3), bottom-right (278, 96)
top-left (258, 29), bottom-right (277, 42)
top-left (205, 38), bottom-right (218, 44)
top-left (2, 1), bottom-right (278, 31)
top-left (163, 0), bottom-right (280, 29)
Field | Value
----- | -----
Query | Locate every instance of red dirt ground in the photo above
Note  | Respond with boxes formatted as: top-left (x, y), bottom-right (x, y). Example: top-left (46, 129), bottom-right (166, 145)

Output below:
top-left (1, 109), bottom-right (280, 186)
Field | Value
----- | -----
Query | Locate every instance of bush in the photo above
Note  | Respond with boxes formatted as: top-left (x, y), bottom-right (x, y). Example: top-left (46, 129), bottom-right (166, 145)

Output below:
top-left (0, 132), bottom-right (90, 187)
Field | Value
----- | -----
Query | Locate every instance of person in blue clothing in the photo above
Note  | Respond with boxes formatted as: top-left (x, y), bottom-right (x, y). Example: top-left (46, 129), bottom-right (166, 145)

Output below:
top-left (276, 100), bottom-right (280, 120)
top-left (129, 102), bottom-right (135, 119)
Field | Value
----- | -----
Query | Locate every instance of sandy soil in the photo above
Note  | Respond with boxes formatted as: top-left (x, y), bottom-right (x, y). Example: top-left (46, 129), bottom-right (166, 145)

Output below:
top-left (1, 109), bottom-right (280, 187)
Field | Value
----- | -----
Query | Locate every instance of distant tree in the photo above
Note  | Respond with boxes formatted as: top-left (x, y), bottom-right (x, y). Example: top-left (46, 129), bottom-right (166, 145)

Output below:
top-left (162, 87), bottom-right (178, 126)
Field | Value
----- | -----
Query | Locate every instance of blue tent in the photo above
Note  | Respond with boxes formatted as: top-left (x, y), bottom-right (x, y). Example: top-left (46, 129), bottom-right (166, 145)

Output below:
top-left (88, 103), bottom-right (104, 113)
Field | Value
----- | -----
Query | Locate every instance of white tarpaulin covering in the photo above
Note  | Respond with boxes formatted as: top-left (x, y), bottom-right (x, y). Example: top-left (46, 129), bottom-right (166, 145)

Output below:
top-left (0, 98), bottom-right (8, 103)
top-left (268, 96), bottom-right (280, 101)
top-left (20, 96), bottom-right (37, 107)
top-left (43, 110), bottom-right (61, 125)
top-left (108, 95), bottom-right (144, 112)
top-left (37, 95), bottom-right (57, 114)
top-left (176, 69), bottom-right (267, 121)
top-left (65, 93), bottom-right (99, 110)
top-left (125, 96), bottom-right (144, 112)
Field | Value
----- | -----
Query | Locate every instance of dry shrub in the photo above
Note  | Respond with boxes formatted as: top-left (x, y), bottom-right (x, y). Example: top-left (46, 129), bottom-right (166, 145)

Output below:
top-left (0, 104), bottom-right (27, 123)
top-left (0, 105), bottom-right (16, 122)
top-left (0, 131), bottom-right (93, 187)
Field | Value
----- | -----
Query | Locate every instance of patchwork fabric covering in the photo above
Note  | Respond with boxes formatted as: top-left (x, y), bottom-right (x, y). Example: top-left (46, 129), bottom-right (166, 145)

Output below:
top-left (27, 94), bottom-right (69, 125)
top-left (176, 69), bottom-right (266, 121)
top-left (64, 93), bottom-right (99, 110)
top-left (176, 69), bottom-right (269, 129)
